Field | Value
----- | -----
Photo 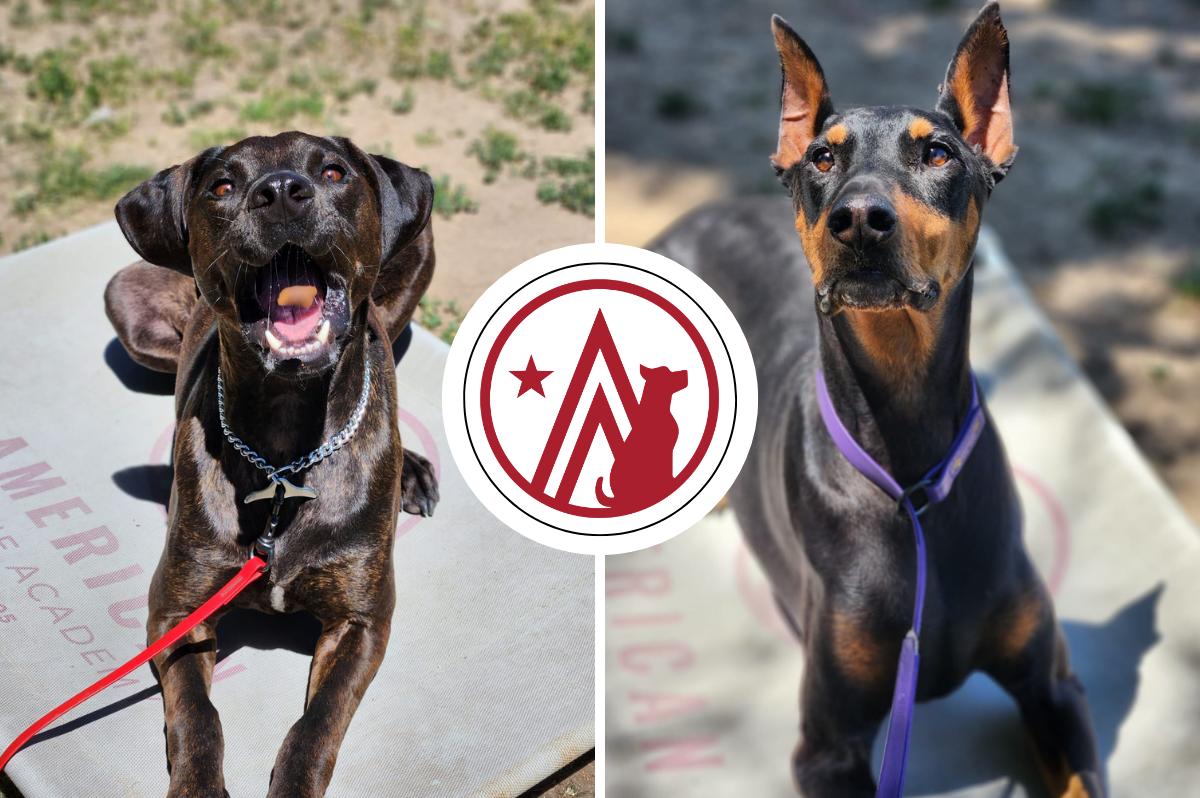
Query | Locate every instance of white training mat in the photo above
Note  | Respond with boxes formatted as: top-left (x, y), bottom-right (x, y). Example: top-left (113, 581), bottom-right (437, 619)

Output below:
top-left (0, 222), bottom-right (594, 797)
top-left (606, 227), bottom-right (1200, 798)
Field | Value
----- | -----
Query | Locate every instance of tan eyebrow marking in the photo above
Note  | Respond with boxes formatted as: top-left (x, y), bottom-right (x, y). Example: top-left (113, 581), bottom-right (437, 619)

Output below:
top-left (825, 123), bottom-right (848, 145)
top-left (908, 117), bottom-right (934, 139)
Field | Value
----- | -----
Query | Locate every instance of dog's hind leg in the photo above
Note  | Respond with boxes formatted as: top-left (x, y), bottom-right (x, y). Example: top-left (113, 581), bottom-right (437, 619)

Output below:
top-left (983, 585), bottom-right (1106, 797)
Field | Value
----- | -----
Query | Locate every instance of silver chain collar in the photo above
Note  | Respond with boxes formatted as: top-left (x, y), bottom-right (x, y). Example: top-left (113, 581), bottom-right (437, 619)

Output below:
top-left (216, 357), bottom-right (372, 484)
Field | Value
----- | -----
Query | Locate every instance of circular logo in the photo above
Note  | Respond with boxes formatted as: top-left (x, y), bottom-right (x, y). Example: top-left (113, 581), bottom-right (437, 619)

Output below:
top-left (443, 243), bottom-right (757, 555)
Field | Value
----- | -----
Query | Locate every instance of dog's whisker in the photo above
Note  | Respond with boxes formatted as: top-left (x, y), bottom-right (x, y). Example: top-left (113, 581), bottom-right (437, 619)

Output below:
top-left (201, 249), bottom-right (229, 279)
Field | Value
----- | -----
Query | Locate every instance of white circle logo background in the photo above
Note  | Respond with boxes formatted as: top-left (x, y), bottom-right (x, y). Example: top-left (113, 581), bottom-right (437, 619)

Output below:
top-left (442, 243), bottom-right (758, 555)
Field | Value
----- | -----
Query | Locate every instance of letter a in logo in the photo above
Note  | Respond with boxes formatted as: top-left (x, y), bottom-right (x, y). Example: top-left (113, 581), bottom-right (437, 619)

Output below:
top-left (444, 244), bottom-right (757, 555)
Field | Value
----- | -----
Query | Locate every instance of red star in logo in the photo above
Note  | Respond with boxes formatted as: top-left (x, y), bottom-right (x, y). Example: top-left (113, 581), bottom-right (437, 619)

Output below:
top-left (510, 356), bottom-right (553, 397)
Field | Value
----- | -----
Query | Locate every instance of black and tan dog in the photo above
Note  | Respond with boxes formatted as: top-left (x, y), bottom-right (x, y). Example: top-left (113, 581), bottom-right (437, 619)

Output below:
top-left (105, 132), bottom-right (439, 797)
top-left (653, 5), bottom-right (1104, 796)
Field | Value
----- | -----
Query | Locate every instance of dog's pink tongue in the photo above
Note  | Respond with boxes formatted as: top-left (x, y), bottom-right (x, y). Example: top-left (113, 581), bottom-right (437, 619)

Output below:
top-left (271, 292), bottom-right (322, 341)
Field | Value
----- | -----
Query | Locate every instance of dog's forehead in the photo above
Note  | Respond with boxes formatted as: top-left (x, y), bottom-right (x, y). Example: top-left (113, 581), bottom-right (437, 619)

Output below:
top-left (217, 132), bottom-right (350, 174)
top-left (826, 106), bottom-right (955, 146)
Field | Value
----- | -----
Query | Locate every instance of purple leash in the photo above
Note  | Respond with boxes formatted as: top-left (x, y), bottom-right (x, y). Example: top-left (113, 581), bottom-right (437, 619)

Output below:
top-left (814, 369), bottom-right (986, 798)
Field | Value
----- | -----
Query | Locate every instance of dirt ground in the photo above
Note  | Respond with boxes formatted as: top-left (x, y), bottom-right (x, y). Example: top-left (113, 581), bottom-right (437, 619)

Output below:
top-left (522, 753), bottom-right (596, 798)
top-left (606, 0), bottom-right (1200, 525)
top-left (0, 0), bottom-right (595, 330)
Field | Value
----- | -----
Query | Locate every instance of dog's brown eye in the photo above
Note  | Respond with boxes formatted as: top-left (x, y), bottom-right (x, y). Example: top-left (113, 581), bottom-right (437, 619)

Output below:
top-left (926, 144), bottom-right (950, 167)
top-left (812, 148), bottom-right (834, 173)
top-left (213, 181), bottom-right (234, 197)
top-left (323, 166), bottom-right (345, 182)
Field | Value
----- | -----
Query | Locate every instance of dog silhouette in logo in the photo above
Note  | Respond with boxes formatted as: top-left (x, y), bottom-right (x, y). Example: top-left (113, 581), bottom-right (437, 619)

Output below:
top-left (596, 364), bottom-right (688, 512)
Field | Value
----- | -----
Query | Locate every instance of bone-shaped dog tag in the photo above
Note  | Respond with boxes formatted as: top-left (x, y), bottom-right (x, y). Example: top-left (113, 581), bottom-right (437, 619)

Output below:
top-left (245, 477), bottom-right (317, 504)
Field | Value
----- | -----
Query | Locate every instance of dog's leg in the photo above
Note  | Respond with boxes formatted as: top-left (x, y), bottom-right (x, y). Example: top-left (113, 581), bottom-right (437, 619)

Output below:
top-left (985, 587), bottom-right (1106, 797)
top-left (266, 613), bottom-right (392, 798)
top-left (791, 625), bottom-right (889, 798)
top-left (149, 602), bottom-right (229, 798)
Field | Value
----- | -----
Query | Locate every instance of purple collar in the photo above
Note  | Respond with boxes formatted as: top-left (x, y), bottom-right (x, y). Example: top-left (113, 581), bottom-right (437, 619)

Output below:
top-left (814, 368), bottom-right (986, 798)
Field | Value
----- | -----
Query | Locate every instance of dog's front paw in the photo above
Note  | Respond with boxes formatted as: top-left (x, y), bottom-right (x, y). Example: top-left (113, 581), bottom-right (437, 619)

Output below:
top-left (401, 448), bottom-right (439, 517)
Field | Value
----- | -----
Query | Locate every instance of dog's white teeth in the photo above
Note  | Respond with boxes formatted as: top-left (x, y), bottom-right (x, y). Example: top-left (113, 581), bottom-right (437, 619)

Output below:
top-left (316, 319), bottom-right (330, 346)
top-left (265, 329), bottom-right (283, 351)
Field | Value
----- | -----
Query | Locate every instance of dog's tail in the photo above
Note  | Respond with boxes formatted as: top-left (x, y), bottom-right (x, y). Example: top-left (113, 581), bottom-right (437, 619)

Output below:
top-left (595, 476), bottom-right (615, 507)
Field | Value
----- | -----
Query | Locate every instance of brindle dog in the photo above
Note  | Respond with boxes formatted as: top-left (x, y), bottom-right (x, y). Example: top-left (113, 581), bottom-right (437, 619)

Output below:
top-left (652, 5), bottom-right (1104, 796)
top-left (104, 132), bottom-right (439, 798)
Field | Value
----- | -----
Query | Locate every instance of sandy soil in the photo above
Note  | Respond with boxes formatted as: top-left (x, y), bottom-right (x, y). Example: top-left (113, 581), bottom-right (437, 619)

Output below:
top-left (605, 0), bottom-right (1200, 525)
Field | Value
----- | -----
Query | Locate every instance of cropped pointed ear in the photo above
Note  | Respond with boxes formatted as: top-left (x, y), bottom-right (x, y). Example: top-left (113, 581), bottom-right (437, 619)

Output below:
top-left (114, 147), bottom-right (224, 276)
top-left (770, 15), bottom-right (834, 178)
top-left (330, 137), bottom-right (435, 266)
top-left (936, 2), bottom-right (1017, 183)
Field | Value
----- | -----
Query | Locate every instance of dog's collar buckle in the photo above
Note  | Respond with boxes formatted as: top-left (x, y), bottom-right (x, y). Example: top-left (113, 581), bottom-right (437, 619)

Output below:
top-left (252, 481), bottom-right (291, 570)
top-left (897, 479), bottom-right (933, 517)
top-left (245, 475), bottom-right (317, 504)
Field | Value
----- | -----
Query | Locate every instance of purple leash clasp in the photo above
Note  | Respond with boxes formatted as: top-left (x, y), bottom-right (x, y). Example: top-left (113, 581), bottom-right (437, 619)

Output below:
top-left (814, 369), bottom-right (985, 798)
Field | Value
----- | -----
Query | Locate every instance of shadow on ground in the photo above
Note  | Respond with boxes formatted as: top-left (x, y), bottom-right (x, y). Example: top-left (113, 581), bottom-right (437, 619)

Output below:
top-left (880, 586), bottom-right (1162, 797)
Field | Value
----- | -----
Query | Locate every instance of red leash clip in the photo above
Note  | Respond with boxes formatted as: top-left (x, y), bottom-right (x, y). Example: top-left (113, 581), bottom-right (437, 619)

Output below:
top-left (0, 555), bottom-right (268, 773)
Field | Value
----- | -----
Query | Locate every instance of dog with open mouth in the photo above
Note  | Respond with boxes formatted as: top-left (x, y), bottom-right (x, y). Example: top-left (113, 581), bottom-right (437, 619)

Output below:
top-left (653, 5), bottom-right (1105, 796)
top-left (104, 132), bottom-right (438, 797)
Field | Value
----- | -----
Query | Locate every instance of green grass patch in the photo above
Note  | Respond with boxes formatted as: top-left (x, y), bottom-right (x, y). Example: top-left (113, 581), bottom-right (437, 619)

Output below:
top-left (503, 89), bottom-right (571, 132)
top-left (392, 6), bottom-right (427, 79)
top-left (163, 104), bottom-right (188, 126)
top-left (414, 128), bottom-right (442, 147)
top-left (2, 121), bottom-right (55, 146)
top-left (1062, 80), bottom-right (1143, 127)
top-left (391, 87), bottom-right (416, 114)
top-left (177, 9), bottom-right (233, 60)
top-left (536, 148), bottom-right (594, 217)
top-left (1175, 254), bottom-right (1200, 301)
top-left (13, 229), bottom-right (61, 252)
top-left (610, 27), bottom-right (638, 54)
top-left (84, 54), bottom-right (140, 107)
top-left (46, 0), bottom-right (157, 22)
top-left (1085, 162), bottom-right (1165, 238)
top-left (430, 173), bottom-right (478, 217)
top-left (240, 89), bottom-right (325, 125)
top-left (14, 146), bottom-right (154, 216)
top-left (25, 49), bottom-right (79, 107)
top-left (426, 49), bottom-right (454, 79)
top-left (417, 297), bottom-right (464, 343)
top-left (189, 127), bottom-right (247, 149)
top-left (467, 127), bottom-right (531, 183)
top-left (334, 77), bottom-right (379, 102)
top-left (10, 1), bottom-right (36, 27)
top-left (657, 88), bottom-right (705, 121)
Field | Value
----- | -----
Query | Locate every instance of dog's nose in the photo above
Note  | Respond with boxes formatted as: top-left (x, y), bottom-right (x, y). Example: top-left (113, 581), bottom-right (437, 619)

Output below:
top-left (826, 194), bottom-right (897, 250)
top-left (249, 171), bottom-right (315, 222)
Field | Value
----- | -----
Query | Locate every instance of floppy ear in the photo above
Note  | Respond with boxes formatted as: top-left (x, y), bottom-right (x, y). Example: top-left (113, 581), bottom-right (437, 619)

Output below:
top-left (104, 262), bottom-right (198, 374)
top-left (770, 15), bottom-right (834, 178)
top-left (936, 2), bottom-right (1017, 183)
top-left (370, 153), bottom-right (435, 264)
top-left (329, 137), bottom-right (434, 266)
top-left (114, 147), bottom-right (224, 276)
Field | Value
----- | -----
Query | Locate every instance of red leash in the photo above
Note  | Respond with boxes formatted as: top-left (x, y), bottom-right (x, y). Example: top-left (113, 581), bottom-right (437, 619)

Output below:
top-left (0, 556), bottom-right (267, 772)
